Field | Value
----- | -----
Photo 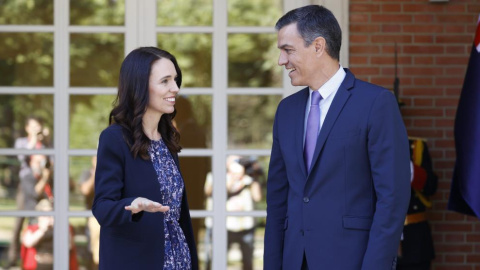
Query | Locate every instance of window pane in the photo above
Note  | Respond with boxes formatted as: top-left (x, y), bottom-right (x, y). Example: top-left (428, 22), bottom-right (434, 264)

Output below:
top-left (0, 95), bottom-right (54, 149)
top-left (0, 0), bottom-right (53, 25)
top-left (0, 215), bottom-right (56, 268)
top-left (69, 95), bottom-right (115, 149)
top-left (69, 156), bottom-right (96, 211)
top-left (228, 33), bottom-right (281, 87)
top-left (225, 155), bottom-right (267, 211)
top-left (70, 0), bottom-right (125, 26)
top-left (176, 95), bottom-right (212, 149)
top-left (158, 34), bottom-right (212, 87)
top-left (195, 217), bottom-right (212, 270)
top-left (227, 217), bottom-right (265, 270)
top-left (70, 33), bottom-right (124, 87)
top-left (70, 217), bottom-right (98, 269)
top-left (157, 0), bottom-right (212, 26)
top-left (0, 33), bottom-right (54, 86)
top-left (179, 157), bottom-right (211, 211)
top-left (0, 156), bottom-right (20, 210)
top-left (228, 95), bottom-right (281, 149)
top-left (228, 0), bottom-right (282, 27)
top-left (0, 154), bottom-right (54, 211)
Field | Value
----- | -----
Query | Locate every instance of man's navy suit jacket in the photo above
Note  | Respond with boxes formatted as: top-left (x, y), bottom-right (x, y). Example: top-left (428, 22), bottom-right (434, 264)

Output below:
top-left (92, 124), bottom-right (198, 270)
top-left (264, 69), bottom-right (411, 270)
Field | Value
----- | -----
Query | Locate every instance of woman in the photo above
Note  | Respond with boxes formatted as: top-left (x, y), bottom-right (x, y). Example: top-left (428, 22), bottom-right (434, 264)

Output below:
top-left (92, 47), bottom-right (198, 270)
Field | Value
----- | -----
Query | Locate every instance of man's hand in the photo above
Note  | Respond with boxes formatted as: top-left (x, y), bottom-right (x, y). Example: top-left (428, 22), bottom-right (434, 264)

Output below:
top-left (125, 197), bottom-right (170, 214)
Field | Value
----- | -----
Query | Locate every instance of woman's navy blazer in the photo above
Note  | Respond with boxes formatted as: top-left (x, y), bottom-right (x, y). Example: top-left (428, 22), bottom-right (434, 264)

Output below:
top-left (92, 124), bottom-right (198, 269)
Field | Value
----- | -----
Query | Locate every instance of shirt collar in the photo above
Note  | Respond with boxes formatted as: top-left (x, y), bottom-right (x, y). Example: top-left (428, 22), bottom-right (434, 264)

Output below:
top-left (309, 65), bottom-right (346, 99)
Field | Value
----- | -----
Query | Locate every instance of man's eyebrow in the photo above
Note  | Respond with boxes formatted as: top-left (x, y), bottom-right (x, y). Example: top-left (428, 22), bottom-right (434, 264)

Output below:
top-left (278, 44), bottom-right (292, 49)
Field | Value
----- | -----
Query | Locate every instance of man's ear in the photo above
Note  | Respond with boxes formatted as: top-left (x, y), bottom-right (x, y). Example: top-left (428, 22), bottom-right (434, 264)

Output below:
top-left (314, 37), bottom-right (326, 56)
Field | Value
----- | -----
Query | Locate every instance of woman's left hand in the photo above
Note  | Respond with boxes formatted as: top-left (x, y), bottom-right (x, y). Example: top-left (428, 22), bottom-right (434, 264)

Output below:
top-left (125, 197), bottom-right (170, 214)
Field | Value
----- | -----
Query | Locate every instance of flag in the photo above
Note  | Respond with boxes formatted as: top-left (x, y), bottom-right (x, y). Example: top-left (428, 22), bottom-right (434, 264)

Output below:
top-left (448, 15), bottom-right (480, 218)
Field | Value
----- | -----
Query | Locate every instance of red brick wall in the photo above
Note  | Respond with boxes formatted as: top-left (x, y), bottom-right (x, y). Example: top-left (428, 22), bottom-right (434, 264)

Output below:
top-left (349, 0), bottom-right (480, 268)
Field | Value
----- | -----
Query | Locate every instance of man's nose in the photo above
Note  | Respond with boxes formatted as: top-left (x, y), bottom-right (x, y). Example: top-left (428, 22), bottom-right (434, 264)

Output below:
top-left (278, 52), bottom-right (287, 66)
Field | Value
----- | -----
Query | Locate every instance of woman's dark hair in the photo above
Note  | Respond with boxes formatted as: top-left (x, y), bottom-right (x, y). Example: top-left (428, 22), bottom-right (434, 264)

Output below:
top-left (275, 5), bottom-right (342, 61)
top-left (109, 47), bottom-right (182, 159)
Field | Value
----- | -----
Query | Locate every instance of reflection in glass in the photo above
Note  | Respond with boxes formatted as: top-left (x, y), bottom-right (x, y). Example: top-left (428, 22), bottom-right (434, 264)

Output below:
top-left (228, 95), bottom-right (281, 149)
top-left (71, 217), bottom-right (98, 270)
top-left (224, 155), bottom-right (268, 211)
top-left (228, 33), bottom-right (281, 88)
top-left (0, 95), bottom-right (54, 149)
top-left (228, 0), bottom-right (282, 27)
top-left (70, 0), bottom-right (125, 26)
top-left (176, 95), bottom-right (212, 149)
top-left (0, 156), bottom-right (21, 210)
top-left (1, 214), bottom-right (58, 269)
top-left (157, 0), bottom-right (212, 26)
top-left (0, 0), bottom-right (53, 25)
top-left (192, 217), bottom-right (211, 270)
top-left (227, 217), bottom-right (265, 270)
top-left (158, 34), bottom-right (212, 87)
top-left (0, 217), bottom-right (18, 267)
top-left (0, 33), bottom-right (54, 86)
top-left (70, 33), bottom-right (124, 87)
top-left (70, 95), bottom-right (115, 149)
top-left (21, 200), bottom-right (57, 269)
top-left (0, 154), bottom-right (54, 212)
top-left (69, 156), bottom-right (97, 211)
top-left (179, 157), bottom-right (211, 211)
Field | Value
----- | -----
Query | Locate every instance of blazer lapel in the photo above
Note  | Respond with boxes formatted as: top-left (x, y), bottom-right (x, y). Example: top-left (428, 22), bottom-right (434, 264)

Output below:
top-left (307, 70), bottom-right (355, 178)
top-left (295, 88), bottom-right (310, 179)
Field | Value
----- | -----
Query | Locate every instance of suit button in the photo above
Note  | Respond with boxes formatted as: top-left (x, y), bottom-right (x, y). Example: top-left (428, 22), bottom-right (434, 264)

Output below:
top-left (303, 197), bottom-right (309, 203)
top-left (300, 230), bottom-right (304, 236)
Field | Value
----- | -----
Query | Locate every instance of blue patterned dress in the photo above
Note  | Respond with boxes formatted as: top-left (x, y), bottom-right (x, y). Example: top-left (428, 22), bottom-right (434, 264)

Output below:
top-left (149, 139), bottom-right (192, 270)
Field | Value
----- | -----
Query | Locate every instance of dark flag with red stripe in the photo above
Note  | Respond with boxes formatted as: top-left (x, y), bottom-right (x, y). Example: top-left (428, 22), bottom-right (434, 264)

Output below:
top-left (448, 15), bottom-right (480, 218)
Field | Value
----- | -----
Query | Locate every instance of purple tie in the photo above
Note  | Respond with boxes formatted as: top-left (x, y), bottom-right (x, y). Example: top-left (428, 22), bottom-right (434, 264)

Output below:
top-left (304, 91), bottom-right (322, 172)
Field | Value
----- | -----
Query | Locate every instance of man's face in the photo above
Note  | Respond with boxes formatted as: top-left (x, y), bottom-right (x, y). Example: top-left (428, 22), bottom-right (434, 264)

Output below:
top-left (277, 23), bottom-right (318, 88)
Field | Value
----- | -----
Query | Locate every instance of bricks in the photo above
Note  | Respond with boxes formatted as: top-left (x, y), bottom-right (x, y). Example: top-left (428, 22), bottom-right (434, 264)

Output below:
top-left (403, 24), bottom-right (444, 33)
top-left (350, 4), bottom-right (380, 12)
top-left (403, 45), bottom-right (444, 54)
top-left (371, 14), bottom-right (413, 23)
top-left (349, 1), bottom-right (480, 267)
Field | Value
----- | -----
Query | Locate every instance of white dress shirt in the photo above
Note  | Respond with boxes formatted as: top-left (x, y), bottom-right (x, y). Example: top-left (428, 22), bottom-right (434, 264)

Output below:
top-left (303, 66), bottom-right (346, 145)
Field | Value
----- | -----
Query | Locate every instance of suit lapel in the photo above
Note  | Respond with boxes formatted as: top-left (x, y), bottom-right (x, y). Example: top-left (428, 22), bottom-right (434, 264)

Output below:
top-left (307, 70), bottom-right (355, 178)
top-left (295, 88), bottom-right (310, 179)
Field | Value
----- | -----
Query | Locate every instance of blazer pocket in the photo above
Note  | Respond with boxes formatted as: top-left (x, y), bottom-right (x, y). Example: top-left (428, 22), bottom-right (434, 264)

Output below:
top-left (107, 228), bottom-right (141, 243)
top-left (328, 129), bottom-right (360, 140)
top-left (342, 216), bottom-right (373, 231)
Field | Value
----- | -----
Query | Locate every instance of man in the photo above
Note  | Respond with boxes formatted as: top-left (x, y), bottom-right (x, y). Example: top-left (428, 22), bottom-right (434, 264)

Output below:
top-left (264, 5), bottom-right (411, 269)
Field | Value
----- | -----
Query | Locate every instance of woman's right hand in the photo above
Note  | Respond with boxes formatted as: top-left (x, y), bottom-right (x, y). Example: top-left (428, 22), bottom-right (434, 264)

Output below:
top-left (125, 197), bottom-right (170, 214)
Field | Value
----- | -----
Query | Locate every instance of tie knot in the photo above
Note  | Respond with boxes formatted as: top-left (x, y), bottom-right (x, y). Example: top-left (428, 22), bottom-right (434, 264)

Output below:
top-left (311, 91), bottom-right (321, 106)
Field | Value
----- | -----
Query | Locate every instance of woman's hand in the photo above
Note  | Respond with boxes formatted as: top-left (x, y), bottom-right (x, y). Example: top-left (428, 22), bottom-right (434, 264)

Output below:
top-left (125, 197), bottom-right (170, 214)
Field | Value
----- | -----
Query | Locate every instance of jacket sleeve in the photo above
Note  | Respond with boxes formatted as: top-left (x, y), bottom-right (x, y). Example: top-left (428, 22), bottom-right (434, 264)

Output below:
top-left (362, 91), bottom-right (411, 269)
top-left (92, 128), bottom-right (143, 227)
top-left (264, 106), bottom-right (289, 270)
top-left (180, 186), bottom-right (199, 270)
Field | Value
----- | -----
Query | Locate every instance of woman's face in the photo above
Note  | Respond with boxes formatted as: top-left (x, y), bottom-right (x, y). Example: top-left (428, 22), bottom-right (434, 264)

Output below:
top-left (146, 58), bottom-right (179, 116)
top-left (25, 119), bottom-right (42, 137)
